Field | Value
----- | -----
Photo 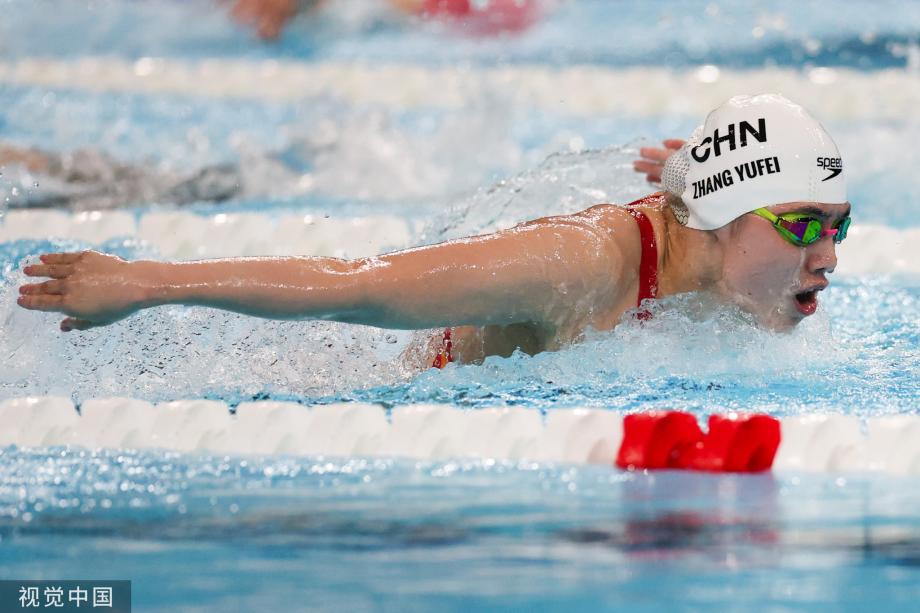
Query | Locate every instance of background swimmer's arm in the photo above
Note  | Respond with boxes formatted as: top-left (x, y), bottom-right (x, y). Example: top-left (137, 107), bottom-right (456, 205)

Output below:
top-left (231, 0), bottom-right (301, 40)
top-left (0, 143), bottom-right (52, 173)
top-left (18, 212), bottom-right (633, 332)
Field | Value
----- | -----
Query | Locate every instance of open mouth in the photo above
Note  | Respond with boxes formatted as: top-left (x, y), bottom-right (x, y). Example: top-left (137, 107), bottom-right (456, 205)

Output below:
top-left (794, 289), bottom-right (819, 316)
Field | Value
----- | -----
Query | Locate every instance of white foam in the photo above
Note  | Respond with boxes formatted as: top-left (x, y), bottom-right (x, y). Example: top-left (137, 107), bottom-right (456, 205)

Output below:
top-left (2, 208), bottom-right (413, 259)
top-left (1, 58), bottom-right (917, 121)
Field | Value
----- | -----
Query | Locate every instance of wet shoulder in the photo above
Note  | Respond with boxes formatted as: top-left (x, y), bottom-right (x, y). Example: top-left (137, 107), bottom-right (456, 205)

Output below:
top-left (578, 196), bottom-right (665, 255)
top-left (576, 195), bottom-right (668, 290)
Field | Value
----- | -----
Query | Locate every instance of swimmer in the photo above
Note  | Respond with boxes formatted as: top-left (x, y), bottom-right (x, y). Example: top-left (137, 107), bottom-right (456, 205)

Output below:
top-left (0, 142), bottom-right (180, 210)
top-left (229, 0), bottom-right (539, 40)
top-left (230, 0), bottom-right (319, 40)
top-left (0, 140), bottom-right (308, 210)
top-left (17, 94), bottom-right (851, 369)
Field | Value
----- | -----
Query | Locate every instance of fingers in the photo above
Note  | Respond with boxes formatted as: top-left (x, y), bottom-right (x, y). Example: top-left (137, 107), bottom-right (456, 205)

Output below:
top-left (633, 161), bottom-right (663, 184)
top-left (635, 140), bottom-right (683, 184)
top-left (633, 160), bottom-right (665, 182)
top-left (636, 140), bottom-right (684, 168)
top-left (663, 139), bottom-right (686, 150)
top-left (26, 251), bottom-right (84, 278)
top-left (17, 294), bottom-right (64, 312)
top-left (39, 252), bottom-right (84, 264)
top-left (633, 160), bottom-right (661, 174)
top-left (19, 279), bottom-right (64, 295)
top-left (638, 146), bottom-right (673, 163)
top-left (23, 264), bottom-right (73, 279)
top-left (61, 318), bottom-right (95, 332)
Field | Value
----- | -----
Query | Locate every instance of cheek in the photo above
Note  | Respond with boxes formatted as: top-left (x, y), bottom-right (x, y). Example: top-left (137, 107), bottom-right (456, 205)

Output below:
top-left (724, 237), bottom-right (802, 298)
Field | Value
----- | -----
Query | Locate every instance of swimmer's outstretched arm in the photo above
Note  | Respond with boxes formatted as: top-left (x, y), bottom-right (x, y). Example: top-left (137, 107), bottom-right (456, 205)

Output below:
top-left (18, 210), bottom-right (632, 332)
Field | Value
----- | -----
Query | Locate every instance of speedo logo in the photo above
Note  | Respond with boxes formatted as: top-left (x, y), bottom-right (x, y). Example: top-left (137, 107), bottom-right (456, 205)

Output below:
top-left (817, 156), bottom-right (843, 181)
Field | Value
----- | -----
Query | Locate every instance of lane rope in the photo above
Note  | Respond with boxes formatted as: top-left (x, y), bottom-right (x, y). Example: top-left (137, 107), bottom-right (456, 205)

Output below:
top-left (2, 397), bottom-right (919, 474)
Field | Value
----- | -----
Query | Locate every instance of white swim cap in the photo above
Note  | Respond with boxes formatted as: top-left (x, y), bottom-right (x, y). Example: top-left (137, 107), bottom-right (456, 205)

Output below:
top-left (661, 94), bottom-right (847, 230)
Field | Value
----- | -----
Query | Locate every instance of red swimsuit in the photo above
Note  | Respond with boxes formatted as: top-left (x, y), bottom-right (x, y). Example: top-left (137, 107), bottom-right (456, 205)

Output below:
top-left (623, 195), bottom-right (660, 317)
top-left (432, 197), bottom-right (660, 368)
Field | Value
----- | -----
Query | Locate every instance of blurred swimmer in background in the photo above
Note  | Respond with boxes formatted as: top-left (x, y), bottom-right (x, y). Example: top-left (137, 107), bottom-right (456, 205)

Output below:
top-left (229, 0), bottom-right (541, 40)
top-left (0, 110), bottom-right (518, 210)
top-left (0, 142), bottom-right (244, 210)
top-left (17, 95), bottom-right (851, 369)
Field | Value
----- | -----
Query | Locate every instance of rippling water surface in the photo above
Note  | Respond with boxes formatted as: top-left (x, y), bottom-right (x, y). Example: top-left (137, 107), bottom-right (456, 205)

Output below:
top-left (3, 448), bottom-right (920, 611)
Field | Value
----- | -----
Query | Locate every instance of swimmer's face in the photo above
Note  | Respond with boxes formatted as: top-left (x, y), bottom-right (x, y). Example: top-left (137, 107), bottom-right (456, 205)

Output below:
top-left (714, 202), bottom-right (851, 330)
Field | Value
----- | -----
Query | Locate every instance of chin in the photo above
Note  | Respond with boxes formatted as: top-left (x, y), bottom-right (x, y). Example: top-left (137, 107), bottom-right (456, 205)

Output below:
top-left (757, 309), bottom-right (802, 332)
top-left (724, 290), bottom-right (803, 331)
top-left (735, 300), bottom-right (800, 331)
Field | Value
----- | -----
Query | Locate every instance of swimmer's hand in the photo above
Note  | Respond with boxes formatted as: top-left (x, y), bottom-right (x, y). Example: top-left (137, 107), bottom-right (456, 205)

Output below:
top-left (633, 139), bottom-right (685, 185)
top-left (230, 0), bottom-right (300, 40)
top-left (18, 251), bottom-right (148, 332)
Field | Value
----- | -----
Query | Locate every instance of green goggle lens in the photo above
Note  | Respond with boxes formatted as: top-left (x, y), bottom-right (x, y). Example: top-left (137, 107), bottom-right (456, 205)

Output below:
top-left (835, 216), bottom-right (851, 242)
top-left (754, 208), bottom-right (850, 247)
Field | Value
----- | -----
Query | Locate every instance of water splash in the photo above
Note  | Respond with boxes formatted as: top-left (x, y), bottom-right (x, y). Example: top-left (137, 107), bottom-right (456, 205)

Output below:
top-left (421, 146), bottom-right (650, 243)
top-left (0, 242), bottom-right (421, 404)
top-left (397, 292), bottom-right (865, 414)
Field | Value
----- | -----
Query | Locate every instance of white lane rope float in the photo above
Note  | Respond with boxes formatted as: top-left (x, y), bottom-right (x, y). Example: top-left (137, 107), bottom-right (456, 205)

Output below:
top-left (1, 58), bottom-right (917, 120)
top-left (2, 397), bottom-right (920, 474)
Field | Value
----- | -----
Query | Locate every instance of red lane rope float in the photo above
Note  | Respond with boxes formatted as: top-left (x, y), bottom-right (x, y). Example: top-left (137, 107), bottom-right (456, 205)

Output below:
top-left (616, 411), bottom-right (702, 470)
top-left (616, 411), bottom-right (781, 473)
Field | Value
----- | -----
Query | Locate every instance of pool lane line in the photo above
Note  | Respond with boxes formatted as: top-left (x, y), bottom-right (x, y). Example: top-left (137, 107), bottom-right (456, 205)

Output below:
top-left (2, 397), bottom-right (919, 474)
top-left (0, 58), bottom-right (917, 120)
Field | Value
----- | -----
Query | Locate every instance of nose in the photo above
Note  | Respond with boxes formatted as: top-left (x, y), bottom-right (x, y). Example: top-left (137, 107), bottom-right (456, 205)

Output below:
top-left (807, 235), bottom-right (838, 275)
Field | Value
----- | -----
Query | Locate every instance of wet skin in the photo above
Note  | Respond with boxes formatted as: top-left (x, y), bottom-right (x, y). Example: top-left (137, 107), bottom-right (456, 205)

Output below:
top-left (435, 198), bottom-right (849, 365)
top-left (17, 194), bottom-right (850, 367)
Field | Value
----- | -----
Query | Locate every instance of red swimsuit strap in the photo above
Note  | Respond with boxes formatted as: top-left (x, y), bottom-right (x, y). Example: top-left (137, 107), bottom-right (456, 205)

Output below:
top-left (624, 195), bottom-right (660, 308)
top-left (432, 327), bottom-right (453, 369)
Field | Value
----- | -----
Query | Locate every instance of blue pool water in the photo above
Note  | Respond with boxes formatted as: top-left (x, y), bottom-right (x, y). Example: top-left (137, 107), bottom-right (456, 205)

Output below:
top-left (1, 0), bottom-right (919, 610)
top-left (4, 448), bottom-right (920, 612)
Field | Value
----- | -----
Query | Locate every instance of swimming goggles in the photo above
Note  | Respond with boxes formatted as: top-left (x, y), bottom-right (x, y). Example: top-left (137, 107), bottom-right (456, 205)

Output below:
top-left (753, 208), bottom-right (851, 247)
